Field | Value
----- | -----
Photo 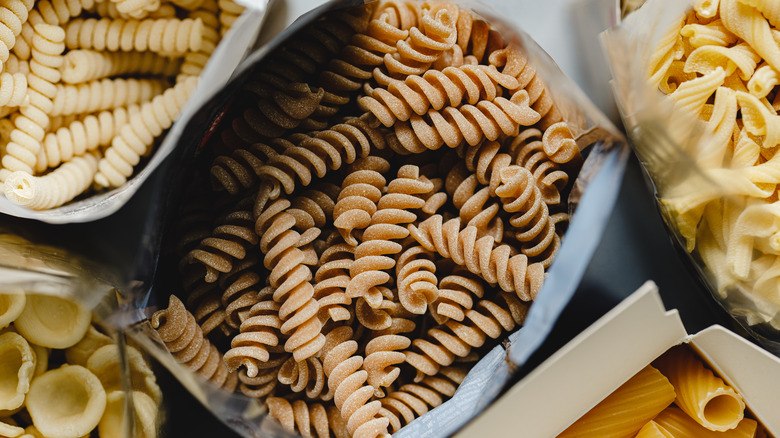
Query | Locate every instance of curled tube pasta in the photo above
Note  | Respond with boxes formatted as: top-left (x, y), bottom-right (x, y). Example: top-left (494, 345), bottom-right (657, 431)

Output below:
top-left (94, 76), bottom-right (198, 188)
top-left (4, 152), bottom-right (99, 209)
top-left (26, 365), bottom-right (106, 438)
top-left (0, 0), bottom-right (35, 69)
top-left (64, 17), bottom-right (203, 54)
top-left (0, 72), bottom-right (28, 107)
top-left (50, 77), bottom-right (166, 117)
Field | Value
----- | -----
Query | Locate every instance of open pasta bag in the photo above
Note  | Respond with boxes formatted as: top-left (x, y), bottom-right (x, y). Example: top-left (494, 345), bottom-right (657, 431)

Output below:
top-left (0, 0), bottom-right (269, 224)
top-left (603, 0), bottom-right (780, 355)
top-left (456, 281), bottom-right (780, 437)
top-left (126, 0), bottom-right (630, 436)
top-left (0, 230), bottom-right (166, 438)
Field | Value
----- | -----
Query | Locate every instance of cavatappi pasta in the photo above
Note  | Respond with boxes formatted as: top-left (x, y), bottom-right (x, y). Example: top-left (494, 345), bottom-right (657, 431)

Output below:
top-left (151, 1), bottom-right (587, 436)
top-left (559, 344), bottom-right (769, 437)
top-left (0, 0), bottom-right (245, 210)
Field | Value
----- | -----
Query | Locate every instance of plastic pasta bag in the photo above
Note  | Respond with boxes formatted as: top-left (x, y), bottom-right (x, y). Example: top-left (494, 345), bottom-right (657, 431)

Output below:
top-left (603, 0), bottom-right (780, 355)
top-left (0, 229), bottom-right (166, 438)
top-left (127, 0), bottom-right (630, 436)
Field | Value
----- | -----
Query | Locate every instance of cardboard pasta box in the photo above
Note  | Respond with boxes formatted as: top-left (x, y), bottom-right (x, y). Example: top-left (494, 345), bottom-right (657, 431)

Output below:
top-left (454, 280), bottom-right (780, 437)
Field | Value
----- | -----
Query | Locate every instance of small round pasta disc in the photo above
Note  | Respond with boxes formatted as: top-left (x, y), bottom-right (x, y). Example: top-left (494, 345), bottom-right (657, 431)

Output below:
top-left (14, 294), bottom-right (92, 349)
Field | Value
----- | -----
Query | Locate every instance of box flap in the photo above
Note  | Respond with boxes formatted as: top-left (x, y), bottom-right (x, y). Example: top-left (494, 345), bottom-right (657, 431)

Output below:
top-left (690, 326), bottom-right (780, 435)
top-left (454, 281), bottom-right (686, 437)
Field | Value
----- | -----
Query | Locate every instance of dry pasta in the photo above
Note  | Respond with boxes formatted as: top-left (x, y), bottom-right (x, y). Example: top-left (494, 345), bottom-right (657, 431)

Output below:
top-left (654, 406), bottom-right (759, 438)
top-left (152, 2), bottom-right (587, 437)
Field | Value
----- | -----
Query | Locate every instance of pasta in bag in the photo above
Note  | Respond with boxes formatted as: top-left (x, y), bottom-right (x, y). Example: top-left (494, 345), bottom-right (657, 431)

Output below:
top-left (127, 0), bottom-right (629, 437)
top-left (0, 230), bottom-right (166, 438)
top-left (604, 0), bottom-right (780, 355)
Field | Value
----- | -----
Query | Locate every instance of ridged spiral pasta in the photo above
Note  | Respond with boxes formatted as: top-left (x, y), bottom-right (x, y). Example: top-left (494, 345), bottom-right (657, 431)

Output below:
top-left (395, 238), bottom-right (439, 315)
top-left (389, 89), bottom-right (540, 153)
top-left (374, 6), bottom-right (457, 85)
top-left (223, 291), bottom-right (282, 378)
top-left (254, 197), bottom-right (325, 363)
top-left (321, 326), bottom-right (391, 437)
top-left (3, 151), bottom-right (98, 209)
top-left (64, 17), bottom-right (203, 55)
top-left (0, 24), bottom-right (65, 179)
top-left (38, 105), bottom-right (134, 171)
top-left (314, 233), bottom-right (355, 324)
top-left (0, 72), bottom-right (28, 107)
top-left (445, 161), bottom-right (503, 240)
top-left (0, 0), bottom-right (34, 69)
top-left (179, 0), bottom-right (218, 78)
top-left (403, 292), bottom-right (527, 379)
top-left (60, 49), bottom-right (180, 84)
top-left (432, 265), bottom-right (485, 324)
top-left (409, 214), bottom-right (546, 300)
top-left (266, 397), bottom-right (349, 438)
top-left (255, 113), bottom-right (386, 198)
top-left (362, 333), bottom-right (411, 396)
top-left (494, 165), bottom-right (562, 266)
top-left (378, 366), bottom-right (467, 433)
top-left (180, 262), bottom-right (227, 336)
top-left (277, 356), bottom-right (329, 400)
top-left (151, 295), bottom-right (238, 391)
top-left (50, 77), bottom-right (166, 117)
top-left (110, 0), bottom-right (159, 19)
top-left (454, 9), bottom-right (504, 64)
top-left (187, 208), bottom-right (258, 284)
top-left (209, 138), bottom-right (287, 195)
top-left (219, 253), bottom-right (264, 330)
top-left (347, 165), bottom-right (434, 309)
top-left (361, 63), bottom-right (519, 127)
top-left (333, 156), bottom-right (391, 246)
top-left (216, 0), bottom-right (244, 36)
top-left (235, 81), bottom-right (326, 141)
top-left (94, 76), bottom-right (198, 188)
top-left (238, 362), bottom-right (280, 398)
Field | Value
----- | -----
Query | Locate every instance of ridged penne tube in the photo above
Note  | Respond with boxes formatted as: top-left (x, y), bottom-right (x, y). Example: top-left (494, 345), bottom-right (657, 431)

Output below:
top-left (0, 332), bottom-right (35, 411)
top-left (13, 294), bottom-right (92, 349)
top-left (653, 346), bottom-right (746, 432)
top-left (654, 406), bottom-right (758, 437)
top-left (558, 365), bottom-right (676, 438)
top-left (0, 289), bottom-right (25, 329)
top-left (635, 421), bottom-right (675, 438)
top-left (26, 365), bottom-right (106, 438)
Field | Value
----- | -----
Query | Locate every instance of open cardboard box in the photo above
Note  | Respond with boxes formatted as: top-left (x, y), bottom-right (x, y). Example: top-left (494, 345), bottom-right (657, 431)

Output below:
top-left (454, 281), bottom-right (780, 437)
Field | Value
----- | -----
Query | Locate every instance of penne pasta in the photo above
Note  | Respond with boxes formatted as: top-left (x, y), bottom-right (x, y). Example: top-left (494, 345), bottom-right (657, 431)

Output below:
top-left (654, 406), bottom-right (758, 438)
top-left (557, 365), bottom-right (675, 438)
top-left (653, 346), bottom-right (745, 432)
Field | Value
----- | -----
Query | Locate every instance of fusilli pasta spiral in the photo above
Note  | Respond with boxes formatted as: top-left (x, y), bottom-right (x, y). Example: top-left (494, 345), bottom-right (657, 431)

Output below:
top-left (431, 265), bottom-right (485, 324)
top-left (333, 156), bottom-right (391, 246)
top-left (220, 253), bottom-right (264, 330)
top-left (363, 333), bottom-right (411, 396)
top-left (94, 76), bottom-right (198, 188)
top-left (277, 356), bottom-right (329, 400)
top-left (395, 238), bottom-right (439, 315)
top-left (209, 139), bottom-right (286, 195)
top-left (223, 290), bottom-right (282, 378)
top-left (314, 233), bottom-right (355, 324)
top-left (267, 397), bottom-right (348, 438)
top-left (151, 295), bottom-right (238, 390)
top-left (389, 89), bottom-right (540, 153)
top-left (409, 214), bottom-right (546, 299)
top-left (187, 208), bottom-right (258, 283)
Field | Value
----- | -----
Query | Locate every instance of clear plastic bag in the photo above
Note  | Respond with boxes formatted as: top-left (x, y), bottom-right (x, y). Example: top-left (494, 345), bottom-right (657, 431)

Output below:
top-left (0, 230), bottom-right (165, 438)
top-left (128, 0), bottom-right (630, 436)
top-left (603, 0), bottom-right (780, 354)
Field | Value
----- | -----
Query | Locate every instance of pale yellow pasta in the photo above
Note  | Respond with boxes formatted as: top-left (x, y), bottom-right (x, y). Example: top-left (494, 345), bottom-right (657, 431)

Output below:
top-left (654, 406), bottom-right (758, 438)
top-left (738, 0), bottom-right (780, 28)
top-left (61, 49), bottom-right (180, 84)
top-left (0, 419), bottom-right (24, 438)
top-left (747, 64), bottom-right (779, 97)
top-left (725, 200), bottom-right (780, 279)
top-left (558, 365), bottom-right (676, 438)
top-left (647, 17), bottom-right (685, 88)
top-left (668, 66), bottom-right (726, 116)
top-left (4, 152), bottom-right (99, 209)
top-left (681, 20), bottom-right (737, 47)
top-left (635, 421), bottom-right (675, 438)
top-left (13, 293), bottom-right (92, 348)
top-left (26, 365), bottom-right (106, 438)
top-left (736, 90), bottom-right (780, 147)
top-left (64, 17), bottom-right (203, 55)
top-left (0, 332), bottom-right (35, 411)
top-left (50, 77), bottom-right (166, 117)
top-left (110, 0), bottom-right (159, 19)
top-left (695, 0), bottom-right (721, 18)
top-left (659, 60), bottom-right (695, 94)
top-left (699, 87), bottom-right (737, 169)
top-left (720, 0), bottom-right (780, 72)
top-left (0, 289), bottom-right (25, 329)
top-left (653, 346), bottom-right (745, 432)
top-left (98, 390), bottom-right (158, 438)
top-left (684, 43), bottom-right (760, 80)
top-left (0, 72), bottom-right (28, 107)
top-left (94, 76), bottom-right (198, 188)
top-left (0, 0), bottom-right (35, 71)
